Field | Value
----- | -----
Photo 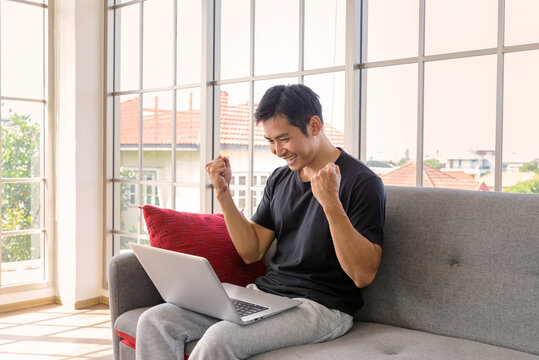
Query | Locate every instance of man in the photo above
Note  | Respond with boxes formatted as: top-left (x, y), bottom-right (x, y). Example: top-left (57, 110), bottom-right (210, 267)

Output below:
top-left (136, 84), bottom-right (385, 359)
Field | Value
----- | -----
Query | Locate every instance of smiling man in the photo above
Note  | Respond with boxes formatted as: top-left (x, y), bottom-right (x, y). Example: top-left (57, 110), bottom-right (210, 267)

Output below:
top-left (136, 84), bottom-right (385, 360)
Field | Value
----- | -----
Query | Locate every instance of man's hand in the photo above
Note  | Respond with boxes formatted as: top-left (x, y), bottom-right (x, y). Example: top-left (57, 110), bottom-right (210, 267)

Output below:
top-left (311, 163), bottom-right (341, 209)
top-left (205, 155), bottom-right (232, 194)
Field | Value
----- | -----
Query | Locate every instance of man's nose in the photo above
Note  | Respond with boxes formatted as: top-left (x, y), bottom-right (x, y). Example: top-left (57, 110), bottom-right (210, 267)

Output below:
top-left (274, 142), bottom-right (285, 157)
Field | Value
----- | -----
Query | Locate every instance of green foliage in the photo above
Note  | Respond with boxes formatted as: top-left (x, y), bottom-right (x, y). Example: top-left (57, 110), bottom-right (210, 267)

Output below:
top-left (396, 149), bottom-right (411, 166)
top-left (519, 161), bottom-right (539, 173)
top-left (504, 179), bottom-right (539, 194)
top-left (425, 158), bottom-right (444, 169)
top-left (1, 112), bottom-right (40, 262)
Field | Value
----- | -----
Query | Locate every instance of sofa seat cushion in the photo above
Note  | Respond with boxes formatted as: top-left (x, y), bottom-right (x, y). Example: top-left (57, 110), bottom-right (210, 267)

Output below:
top-left (114, 307), bottom-right (198, 356)
top-left (251, 322), bottom-right (539, 360)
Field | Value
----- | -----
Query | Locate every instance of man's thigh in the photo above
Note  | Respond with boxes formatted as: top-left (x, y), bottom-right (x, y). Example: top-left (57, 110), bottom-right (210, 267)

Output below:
top-left (191, 297), bottom-right (353, 359)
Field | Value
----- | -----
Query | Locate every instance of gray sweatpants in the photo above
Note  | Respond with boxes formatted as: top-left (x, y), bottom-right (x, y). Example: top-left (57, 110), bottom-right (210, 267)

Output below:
top-left (136, 285), bottom-right (353, 360)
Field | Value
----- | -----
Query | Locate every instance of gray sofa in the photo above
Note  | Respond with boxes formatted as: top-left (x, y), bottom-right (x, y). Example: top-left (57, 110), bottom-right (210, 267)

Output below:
top-left (109, 186), bottom-right (539, 359)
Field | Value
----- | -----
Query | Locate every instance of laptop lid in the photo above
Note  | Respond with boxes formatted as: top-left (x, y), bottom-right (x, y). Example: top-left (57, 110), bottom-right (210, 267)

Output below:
top-left (129, 243), bottom-right (300, 325)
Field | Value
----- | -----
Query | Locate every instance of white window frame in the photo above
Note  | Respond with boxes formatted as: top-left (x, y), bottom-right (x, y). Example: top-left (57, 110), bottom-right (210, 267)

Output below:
top-left (0, 0), bottom-right (54, 294)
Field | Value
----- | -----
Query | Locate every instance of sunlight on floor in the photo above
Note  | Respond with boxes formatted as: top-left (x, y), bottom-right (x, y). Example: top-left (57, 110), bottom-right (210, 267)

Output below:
top-left (0, 303), bottom-right (112, 359)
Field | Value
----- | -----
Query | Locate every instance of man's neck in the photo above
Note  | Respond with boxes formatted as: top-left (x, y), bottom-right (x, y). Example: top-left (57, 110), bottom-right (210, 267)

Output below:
top-left (299, 140), bottom-right (341, 181)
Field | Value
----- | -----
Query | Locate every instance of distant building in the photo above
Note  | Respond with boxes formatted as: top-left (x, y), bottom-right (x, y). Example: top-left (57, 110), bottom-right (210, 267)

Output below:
top-left (445, 150), bottom-right (494, 178)
top-left (380, 162), bottom-right (490, 191)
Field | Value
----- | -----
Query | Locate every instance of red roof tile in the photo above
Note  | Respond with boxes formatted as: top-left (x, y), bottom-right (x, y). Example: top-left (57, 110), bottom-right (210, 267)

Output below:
top-left (381, 162), bottom-right (490, 191)
top-left (120, 92), bottom-right (344, 147)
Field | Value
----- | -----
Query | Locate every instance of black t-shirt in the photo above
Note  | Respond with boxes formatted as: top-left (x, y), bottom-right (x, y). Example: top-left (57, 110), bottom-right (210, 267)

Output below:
top-left (252, 149), bottom-right (385, 316)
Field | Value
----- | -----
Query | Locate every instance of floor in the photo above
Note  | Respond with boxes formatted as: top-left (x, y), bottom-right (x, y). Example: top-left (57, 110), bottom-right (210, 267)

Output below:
top-left (0, 303), bottom-right (113, 360)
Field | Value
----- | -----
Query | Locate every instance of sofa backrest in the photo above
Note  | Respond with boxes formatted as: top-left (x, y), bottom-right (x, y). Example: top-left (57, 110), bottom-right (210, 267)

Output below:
top-left (356, 186), bottom-right (539, 355)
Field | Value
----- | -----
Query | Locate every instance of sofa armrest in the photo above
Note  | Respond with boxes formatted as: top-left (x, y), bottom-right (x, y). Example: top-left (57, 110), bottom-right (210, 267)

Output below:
top-left (108, 251), bottom-right (164, 359)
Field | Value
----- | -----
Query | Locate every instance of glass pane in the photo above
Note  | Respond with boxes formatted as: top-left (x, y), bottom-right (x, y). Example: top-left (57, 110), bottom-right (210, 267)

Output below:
top-left (176, 88), bottom-right (201, 183)
top-left (117, 235), bottom-right (146, 254)
top-left (115, 4), bottom-right (140, 91)
top-left (364, 0), bottom-right (418, 62)
top-left (425, 0), bottom-right (498, 55)
top-left (175, 186), bottom-right (200, 212)
top-left (118, 94), bottom-right (140, 179)
top-left (119, 236), bottom-right (133, 253)
top-left (1, 234), bottom-right (43, 286)
top-left (304, 0), bottom-right (345, 70)
top-left (2, 182), bottom-right (41, 231)
top-left (1, 101), bottom-right (43, 178)
top-left (505, 0), bottom-right (539, 46)
top-left (502, 50), bottom-right (539, 194)
top-left (143, 0), bottom-right (174, 88)
top-left (1, 0), bottom-right (44, 99)
top-left (118, 182), bottom-right (139, 233)
top-left (142, 91), bottom-right (173, 181)
top-left (219, 83), bottom-right (250, 212)
top-left (364, 64), bottom-right (418, 184)
top-left (177, 0), bottom-right (201, 84)
top-left (220, 0), bottom-right (250, 79)
top-left (254, 0), bottom-right (299, 75)
top-left (423, 55), bottom-right (496, 191)
top-left (303, 72), bottom-right (345, 147)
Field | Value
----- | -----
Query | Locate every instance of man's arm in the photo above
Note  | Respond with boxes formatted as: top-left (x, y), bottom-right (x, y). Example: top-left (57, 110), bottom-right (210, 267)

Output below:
top-left (311, 163), bottom-right (382, 288)
top-left (206, 155), bottom-right (275, 264)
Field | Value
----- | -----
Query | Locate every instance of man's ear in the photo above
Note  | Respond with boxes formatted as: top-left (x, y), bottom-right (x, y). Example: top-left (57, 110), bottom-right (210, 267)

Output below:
top-left (309, 116), bottom-right (322, 136)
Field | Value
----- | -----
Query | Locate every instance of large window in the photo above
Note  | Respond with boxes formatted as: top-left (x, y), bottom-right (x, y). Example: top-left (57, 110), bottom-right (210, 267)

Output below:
top-left (109, 0), bottom-right (203, 253)
top-left (0, 0), bottom-right (50, 289)
top-left (107, 0), bottom-right (539, 258)
top-left (108, 0), bottom-right (346, 255)
top-left (363, 0), bottom-right (539, 192)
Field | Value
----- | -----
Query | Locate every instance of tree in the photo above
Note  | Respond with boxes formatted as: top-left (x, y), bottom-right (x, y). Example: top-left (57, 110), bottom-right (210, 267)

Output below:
top-left (504, 179), bottom-right (539, 194)
top-left (395, 149), bottom-right (411, 166)
top-left (425, 158), bottom-right (443, 170)
top-left (1, 112), bottom-right (40, 262)
top-left (519, 161), bottom-right (539, 173)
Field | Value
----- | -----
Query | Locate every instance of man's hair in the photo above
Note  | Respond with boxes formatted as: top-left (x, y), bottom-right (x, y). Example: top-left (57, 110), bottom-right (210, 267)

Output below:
top-left (254, 84), bottom-right (323, 136)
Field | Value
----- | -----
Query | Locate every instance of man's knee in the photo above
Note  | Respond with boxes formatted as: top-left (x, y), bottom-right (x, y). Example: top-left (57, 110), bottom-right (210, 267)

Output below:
top-left (193, 322), bottom-right (240, 358)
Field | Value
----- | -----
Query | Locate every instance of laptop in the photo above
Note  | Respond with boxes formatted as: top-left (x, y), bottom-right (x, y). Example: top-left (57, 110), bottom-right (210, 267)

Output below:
top-left (129, 243), bottom-right (301, 325)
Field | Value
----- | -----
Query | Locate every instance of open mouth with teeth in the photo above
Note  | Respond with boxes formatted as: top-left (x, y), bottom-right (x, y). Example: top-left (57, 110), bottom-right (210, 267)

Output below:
top-left (283, 154), bottom-right (297, 166)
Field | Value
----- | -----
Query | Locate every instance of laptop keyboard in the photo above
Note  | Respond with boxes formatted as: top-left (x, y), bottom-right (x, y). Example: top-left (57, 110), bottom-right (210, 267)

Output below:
top-left (230, 298), bottom-right (268, 317)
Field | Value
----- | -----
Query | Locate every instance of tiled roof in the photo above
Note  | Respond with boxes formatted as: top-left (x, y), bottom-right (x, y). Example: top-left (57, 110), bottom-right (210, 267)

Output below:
top-left (120, 93), bottom-right (344, 147)
top-left (380, 162), bottom-right (490, 191)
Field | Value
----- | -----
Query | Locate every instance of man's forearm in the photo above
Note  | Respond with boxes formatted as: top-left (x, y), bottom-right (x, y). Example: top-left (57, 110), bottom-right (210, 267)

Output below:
top-left (322, 201), bottom-right (382, 288)
top-left (216, 190), bottom-right (262, 264)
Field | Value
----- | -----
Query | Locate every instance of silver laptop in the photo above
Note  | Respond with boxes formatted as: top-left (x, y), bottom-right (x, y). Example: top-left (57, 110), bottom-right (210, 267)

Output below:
top-left (129, 243), bottom-right (301, 325)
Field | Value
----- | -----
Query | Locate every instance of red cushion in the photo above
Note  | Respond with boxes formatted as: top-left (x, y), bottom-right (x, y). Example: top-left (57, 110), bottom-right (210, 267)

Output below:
top-left (140, 205), bottom-right (266, 287)
top-left (115, 329), bottom-right (136, 349)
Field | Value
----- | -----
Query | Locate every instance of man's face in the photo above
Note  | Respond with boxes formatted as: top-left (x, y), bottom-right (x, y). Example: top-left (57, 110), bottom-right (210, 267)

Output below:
top-left (262, 114), bottom-right (317, 172)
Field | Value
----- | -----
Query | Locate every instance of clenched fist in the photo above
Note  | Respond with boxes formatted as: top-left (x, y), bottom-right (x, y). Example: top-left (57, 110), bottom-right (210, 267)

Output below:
top-left (311, 163), bottom-right (341, 208)
top-left (205, 155), bottom-right (232, 194)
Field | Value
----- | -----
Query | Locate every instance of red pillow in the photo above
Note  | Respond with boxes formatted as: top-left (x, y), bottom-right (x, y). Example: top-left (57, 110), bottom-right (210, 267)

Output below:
top-left (140, 205), bottom-right (266, 287)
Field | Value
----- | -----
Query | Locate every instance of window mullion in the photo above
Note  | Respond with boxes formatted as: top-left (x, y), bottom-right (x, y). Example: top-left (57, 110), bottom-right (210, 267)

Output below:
top-left (416, 0), bottom-right (425, 187)
top-left (494, 0), bottom-right (505, 192)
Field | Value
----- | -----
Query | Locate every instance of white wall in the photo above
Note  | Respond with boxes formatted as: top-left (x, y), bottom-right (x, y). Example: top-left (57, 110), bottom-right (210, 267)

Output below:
top-left (54, 0), bottom-right (105, 306)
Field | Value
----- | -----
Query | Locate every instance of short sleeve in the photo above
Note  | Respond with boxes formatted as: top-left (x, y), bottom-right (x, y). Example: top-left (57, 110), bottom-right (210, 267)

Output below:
top-left (346, 175), bottom-right (386, 247)
top-left (250, 172), bottom-right (276, 231)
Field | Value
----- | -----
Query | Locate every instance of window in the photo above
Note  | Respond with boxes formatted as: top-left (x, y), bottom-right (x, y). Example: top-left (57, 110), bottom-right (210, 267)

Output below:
top-left (0, 0), bottom-right (50, 288)
top-left (363, 0), bottom-right (539, 193)
top-left (108, 0), bottom-right (202, 253)
top-left (108, 0), bottom-right (347, 257)
top-left (107, 0), bottom-right (539, 259)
